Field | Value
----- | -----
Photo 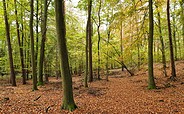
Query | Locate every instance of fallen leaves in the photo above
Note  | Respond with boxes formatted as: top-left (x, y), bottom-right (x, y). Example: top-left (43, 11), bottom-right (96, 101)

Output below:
top-left (0, 61), bottom-right (184, 113)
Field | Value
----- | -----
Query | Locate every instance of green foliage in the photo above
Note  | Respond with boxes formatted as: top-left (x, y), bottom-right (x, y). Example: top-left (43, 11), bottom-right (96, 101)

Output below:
top-left (0, 0), bottom-right (183, 87)
top-left (37, 81), bottom-right (44, 86)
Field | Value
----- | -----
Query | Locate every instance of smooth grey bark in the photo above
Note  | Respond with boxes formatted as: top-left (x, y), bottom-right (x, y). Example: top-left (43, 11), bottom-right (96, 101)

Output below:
top-left (167, 0), bottom-right (176, 80)
top-left (85, 13), bottom-right (89, 87)
top-left (30, 0), bottom-right (38, 90)
top-left (55, 0), bottom-right (77, 111)
top-left (120, 22), bottom-right (124, 71)
top-left (35, 0), bottom-right (39, 78)
top-left (88, 0), bottom-right (93, 83)
top-left (97, 0), bottom-right (102, 80)
top-left (106, 30), bottom-right (110, 81)
top-left (3, 0), bottom-right (16, 86)
top-left (148, 0), bottom-right (156, 89)
top-left (38, 0), bottom-right (48, 85)
top-left (173, 3), bottom-right (177, 60)
top-left (14, 0), bottom-right (26, 84)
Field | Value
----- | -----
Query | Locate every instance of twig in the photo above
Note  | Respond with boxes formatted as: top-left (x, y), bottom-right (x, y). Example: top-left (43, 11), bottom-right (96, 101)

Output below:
top-left (45, 104), bottom-right (55, 113)
top-left (34, 95), bottom-right (41, 101)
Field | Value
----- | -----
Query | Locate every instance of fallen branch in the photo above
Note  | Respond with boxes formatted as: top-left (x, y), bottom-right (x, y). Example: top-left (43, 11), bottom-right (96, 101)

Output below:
top-left (103, 52), bottom-right (134, 76)
top-left (45, 104), bottom-right (55, 113)
top-left (34, 95), bottom-right (41, 101)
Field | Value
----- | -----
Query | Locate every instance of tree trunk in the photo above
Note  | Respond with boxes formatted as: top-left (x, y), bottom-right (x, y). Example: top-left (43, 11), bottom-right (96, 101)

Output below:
top-left (85, 16), bottom-right (89, 87)
top-left (148, 0), bottom-right (156, 89)
top-left (155, 3), bottom-right (167, 77)
top-left (35, 0), bottom-right (39, 77)
top-left (167, 0), bottom-right (176, 80)
top-left (106, 30), bottom-right (110, 81)
top-left (30, 0), bottom-right (38, 90)
top-left (38, 0), bottom-right (48, 85)
top-left (120, 22), bottom-right (124, 71)
top-left (14, 0), bottom-right (26, 84)
top-left (97, 0), bottom-right (102, 80)
top-left (173, 2), bottom-right (177, 61)
top-left (55, 0), bottom-right (77, 111)
top-left (3, 0), bottom-right (16, 86)
top-left (88, 0), bottom-right (93, 83)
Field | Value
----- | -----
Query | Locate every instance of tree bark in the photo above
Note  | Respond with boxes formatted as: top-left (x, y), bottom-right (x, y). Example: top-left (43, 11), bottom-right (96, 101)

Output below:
top-left (38, 0), bottom-right (48, 85)
top-left (35, 0), bottom-right (39, 77)
top-left (3, 0), bottom-right (16, 86)
top-left (106, 30), bottom-right (110, 81)
top-left (155, 3), bottom-right (167, 77)
top-left (167, 0), bottom-right (176, 80)
top-left (120, 22), bottom-right (124, 71)
top-left (173, 2), bottom-right (177, 61)
top-left (14, 0), bottom-right (26, 84)
top-left (85, 12), bottom-right (89, 87)
top-left (55, 0), bottom-right (77, 111)
top-left (88, 0), bottom-right (93, 83)
top-left (148, 0), bottom-right (156, 89)
top-left (30, 0), bottom-right (38, 90)
top-left (97, 0), bottom-right (102, 80)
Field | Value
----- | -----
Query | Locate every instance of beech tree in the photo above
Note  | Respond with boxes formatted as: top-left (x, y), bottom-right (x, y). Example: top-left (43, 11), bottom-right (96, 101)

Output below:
top-left (87, 0), bottom-right (93, 83)
top-left (30, 0), bottom-right (38, 90)
top-left (14, 0), bottom-right (26, 84)
top-left (55, 0), bottom-right (77, 111)
top-left (3, 0), bottom-right (16, 86)
top-left (148, 0), bottom-right (156, 89)
top-left (155, 1), bottom-right (167, 77)
top-left (93, 0), bottom-right (102, 80)
top-left (38, 0), bottom-right (49, 85)
top-left (167, 0), bottom-right (176, 80)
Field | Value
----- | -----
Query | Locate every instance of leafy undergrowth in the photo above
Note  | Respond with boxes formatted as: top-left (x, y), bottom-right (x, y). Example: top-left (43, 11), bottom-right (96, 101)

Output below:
top-left (0, 61), bottom-right (184, 114)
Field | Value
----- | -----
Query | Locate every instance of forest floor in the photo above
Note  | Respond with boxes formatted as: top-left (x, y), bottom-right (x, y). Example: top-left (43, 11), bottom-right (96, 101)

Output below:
top-left (0, 61), bottom-right (184, 114)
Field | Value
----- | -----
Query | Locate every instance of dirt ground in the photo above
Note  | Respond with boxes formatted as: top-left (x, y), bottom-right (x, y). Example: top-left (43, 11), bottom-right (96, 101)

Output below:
top-left (0, 61), bottom-right (184, 114)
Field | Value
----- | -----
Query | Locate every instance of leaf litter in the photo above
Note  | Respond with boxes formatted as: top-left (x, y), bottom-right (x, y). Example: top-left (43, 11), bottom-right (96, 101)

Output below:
top-left (0, 61), bottom-right (184, 113)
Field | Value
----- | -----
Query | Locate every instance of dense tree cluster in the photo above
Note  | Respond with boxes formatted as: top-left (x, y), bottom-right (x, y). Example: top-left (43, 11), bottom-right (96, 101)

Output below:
top-left (0, 0), bottom-right (183, 111)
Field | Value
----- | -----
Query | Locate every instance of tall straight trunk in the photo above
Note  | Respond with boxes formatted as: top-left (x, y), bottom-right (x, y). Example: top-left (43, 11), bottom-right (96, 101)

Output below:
top-left (26, 32), bottom-right (30, 80)
top-left (148, 0), bottom-right (156, 89)
top-left (85, 16), bottom-right (89, 87)
top-left (3, 0), bottom-right (16, 86)
top-left (35, 0), bottom-right (39, 76)
top-left (97, 0), bottom-right (102, 80)
top-left (30, 0), bottom-right (38, 90)
top-left (55, 0), bottom-right (77, 111)
top-left (167, 0), bottom-right (176, 79)
top-left (106, 30), bottom-right (110, 81)
top-left (156, 4), bottom-right (167, 77)
top-left (38, 0), bottom-right (48, 85)
top-left (88, 0), bottom-right (93, 82)
top-left (14, 0), bottom-right (26, 84)
top-left (120, 22), bottom-right (124, 71)
top-left (133, 0), bottom-right (141, 70)
top-left (173, 3), bottom-right (177, 60)
top-left (21, 2), bottom-right (27, 79)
